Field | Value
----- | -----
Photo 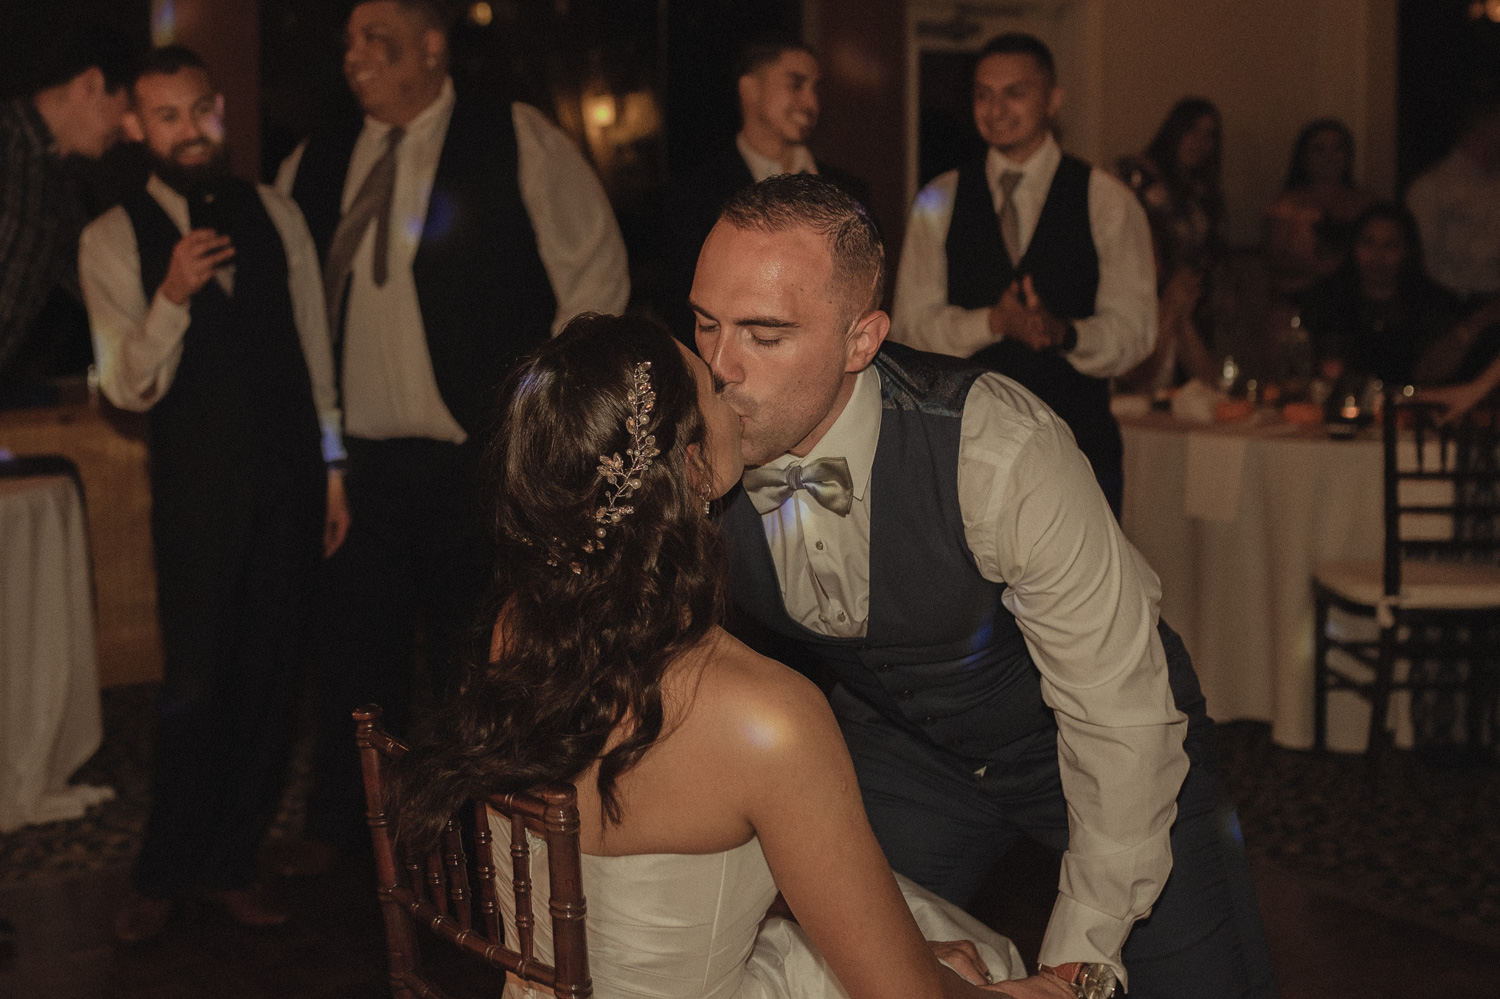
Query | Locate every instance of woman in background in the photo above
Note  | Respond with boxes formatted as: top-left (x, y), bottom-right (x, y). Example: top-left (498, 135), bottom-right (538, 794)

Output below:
top-left (1301, 202), bottom-right (1461, 386)
top-left (1115, 97), bottom-right (1224, 392)
top-left (1264, 118), bottom-right (1376, 298)
top-left (386, 314), bottom-right (1024, 999)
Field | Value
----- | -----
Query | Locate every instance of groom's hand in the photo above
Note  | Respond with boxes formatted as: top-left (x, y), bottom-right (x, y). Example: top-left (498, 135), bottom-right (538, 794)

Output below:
top-left (930, 938), bottom-right (990, 984)
top-left (981, 972), bottom-right (1076, 997)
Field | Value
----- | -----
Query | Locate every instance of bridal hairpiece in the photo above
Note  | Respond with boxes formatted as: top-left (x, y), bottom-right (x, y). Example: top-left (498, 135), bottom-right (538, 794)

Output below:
top-left (525, 360), bottom-right (660, 575)
top-left (582, 360), bottom-right (659, 554)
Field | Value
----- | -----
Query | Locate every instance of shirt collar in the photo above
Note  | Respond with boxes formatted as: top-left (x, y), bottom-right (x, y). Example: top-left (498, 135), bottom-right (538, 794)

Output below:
top-left (364, 76), bottom-right (455, 141)
top-left (985, 132), bottom-right (1060, 204)
top-left (756, 365), bottom-right (880, 503)
top-left (736, 132), bottom-right (819, 183)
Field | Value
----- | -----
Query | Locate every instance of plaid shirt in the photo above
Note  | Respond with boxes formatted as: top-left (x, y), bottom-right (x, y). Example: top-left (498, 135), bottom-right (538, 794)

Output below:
top-left (0, 97), bottom-right (84, 376)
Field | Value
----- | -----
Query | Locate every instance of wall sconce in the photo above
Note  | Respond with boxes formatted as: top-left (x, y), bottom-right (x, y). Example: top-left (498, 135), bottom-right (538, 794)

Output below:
top-left (1469, 0), bottom-right (1500, 22)
top-left (469, 2), bottom-right (494, 27)
top-left (585, 93), bottom-right (618, 129)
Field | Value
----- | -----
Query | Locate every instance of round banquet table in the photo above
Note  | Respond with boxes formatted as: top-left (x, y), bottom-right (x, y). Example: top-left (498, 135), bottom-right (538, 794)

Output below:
top-left (0, 472), bottom-right (115, 832)
top-left (1119, 412), bottom-right (1398, 752)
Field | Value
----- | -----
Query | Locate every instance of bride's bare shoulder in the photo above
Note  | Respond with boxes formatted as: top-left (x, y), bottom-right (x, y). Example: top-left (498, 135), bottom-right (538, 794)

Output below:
top-left (669, 628), bottom-right (841, 760)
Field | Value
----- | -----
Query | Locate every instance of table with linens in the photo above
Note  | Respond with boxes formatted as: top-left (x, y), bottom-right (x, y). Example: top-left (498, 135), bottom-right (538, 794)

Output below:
top-left (1118, 411), bottom-right (1407, 752)
top-left (0, 470), bottom-right (115, 832)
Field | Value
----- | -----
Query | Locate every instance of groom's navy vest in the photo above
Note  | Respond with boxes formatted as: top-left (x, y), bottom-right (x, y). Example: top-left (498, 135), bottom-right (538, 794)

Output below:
top-left (289, 93), bottom-right (558, 437)
top-left (722, 343), bottom-right (1054, 760)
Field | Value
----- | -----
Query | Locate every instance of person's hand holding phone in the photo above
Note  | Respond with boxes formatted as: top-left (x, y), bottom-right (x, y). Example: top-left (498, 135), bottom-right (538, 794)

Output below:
top-left (160, 228), bottom-right (236, 305)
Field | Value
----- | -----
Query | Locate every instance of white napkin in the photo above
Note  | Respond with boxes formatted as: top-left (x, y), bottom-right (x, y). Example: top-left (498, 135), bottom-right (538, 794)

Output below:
top-left (1184, 432), bottom-right (1247, 522)
top-left (1171, 378), bottom-right (1224, 425)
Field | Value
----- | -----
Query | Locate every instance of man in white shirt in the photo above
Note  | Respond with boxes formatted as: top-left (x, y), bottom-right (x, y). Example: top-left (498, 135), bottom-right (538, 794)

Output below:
top-left (891, 33), bottom-right (1157, 515)
top-left (660, 36), bottom-right (869, 343)
top-left (1408, 96), bottom-right (1500, 303)
top-left (80, 46), bottom-right (349, 943)
top-left (274, 0), bottom-right (629, 874)
top-left (696, 174), bottom-right (1277, 998)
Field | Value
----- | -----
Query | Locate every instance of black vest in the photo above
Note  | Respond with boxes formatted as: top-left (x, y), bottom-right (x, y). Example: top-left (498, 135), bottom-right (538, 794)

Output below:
top-left (122, 180), bottom-right (321, 489)
top-left (722, 343), bottom-right (1054, 760)
top-left (289, 95), bottom-right (558, 437)
top-left (946, 155), bottom-right (1113, 457)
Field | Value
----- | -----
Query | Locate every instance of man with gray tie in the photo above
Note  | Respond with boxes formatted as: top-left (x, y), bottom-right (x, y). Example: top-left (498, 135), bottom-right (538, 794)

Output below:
top-left (275, 0), bottom-right (628, 873)
top-left (891, 33), bottom-right (1156, 515)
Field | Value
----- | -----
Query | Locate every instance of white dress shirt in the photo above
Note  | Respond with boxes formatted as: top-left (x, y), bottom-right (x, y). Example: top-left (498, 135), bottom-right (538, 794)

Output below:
top-left (736, 133), bottom-right (818, 182)
top-left (1406, 148), bottom-right (1500, 298)
top-left (275, 79), bottom-right (630, 443)
top-left (891, 134), bottom-right (1157, 380)
top-left (747, 364), bottom-right (1188, 981)
top-left (80, 175), bottom-right (345, 464)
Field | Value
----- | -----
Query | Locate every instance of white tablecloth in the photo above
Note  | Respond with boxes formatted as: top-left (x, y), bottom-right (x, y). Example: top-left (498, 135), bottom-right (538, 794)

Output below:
top-left (1120, 414), bottom-right (1396, 752)
top-left (0, 473), bottom-right (115, 832)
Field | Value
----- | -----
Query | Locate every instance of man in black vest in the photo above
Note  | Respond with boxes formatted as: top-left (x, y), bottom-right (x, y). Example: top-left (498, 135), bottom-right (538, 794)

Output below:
top-left (275, 0), bottom-right (629, 874)
top-left (892, 33), bottom-right (1157, 516)
top-left (79, 46), bottom-right (348, 942)
top-left (660, 35), bottom-right (870, 344)
top-left (697, 175), bottom-right (1276, 998)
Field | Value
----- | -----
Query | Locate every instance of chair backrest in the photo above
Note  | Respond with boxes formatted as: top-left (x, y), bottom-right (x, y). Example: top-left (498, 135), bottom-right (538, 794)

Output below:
top-left (354, 704), bottom-right (593, 999)
top-left (1382, 390), bottom-right (1500, 594)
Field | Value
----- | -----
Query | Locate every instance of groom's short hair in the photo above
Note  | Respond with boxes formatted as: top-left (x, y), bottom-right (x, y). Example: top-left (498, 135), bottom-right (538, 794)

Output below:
top-left (717, 174), bottom-right (886, 320)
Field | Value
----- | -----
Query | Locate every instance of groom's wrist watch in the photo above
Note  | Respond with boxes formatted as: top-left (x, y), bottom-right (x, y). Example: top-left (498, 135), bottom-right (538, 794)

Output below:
top-left (1039, 962), bottom-right (1117, 999)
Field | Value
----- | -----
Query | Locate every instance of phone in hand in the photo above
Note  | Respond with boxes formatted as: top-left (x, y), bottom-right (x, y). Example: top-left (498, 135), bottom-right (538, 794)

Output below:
top-left (189, 183), bottom-right (233, 241)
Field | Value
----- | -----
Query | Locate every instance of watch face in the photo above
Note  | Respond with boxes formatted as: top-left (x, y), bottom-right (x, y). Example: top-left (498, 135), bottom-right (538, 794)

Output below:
top-left (1078, 964), bottom-right (1117, 999)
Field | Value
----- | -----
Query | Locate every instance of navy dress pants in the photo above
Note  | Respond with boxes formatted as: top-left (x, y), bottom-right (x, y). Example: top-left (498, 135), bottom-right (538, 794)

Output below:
top-left (135, 455), bottom-right (322, 898)
top-left (833, 622), bottom-right (1279, 999)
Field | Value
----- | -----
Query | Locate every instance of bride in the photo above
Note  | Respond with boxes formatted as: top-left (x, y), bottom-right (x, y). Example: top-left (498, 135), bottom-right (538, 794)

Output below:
top-left (388, 313), bottom-right (1024, 999)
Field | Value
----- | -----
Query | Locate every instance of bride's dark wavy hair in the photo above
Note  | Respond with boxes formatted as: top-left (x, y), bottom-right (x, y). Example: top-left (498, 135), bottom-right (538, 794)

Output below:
top-left (388, 313), bottom-right (726, 852)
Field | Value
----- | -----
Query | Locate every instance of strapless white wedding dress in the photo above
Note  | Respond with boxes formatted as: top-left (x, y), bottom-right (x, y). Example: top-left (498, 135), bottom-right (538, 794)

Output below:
top-left (490, 815), bottom-right (1022, 999)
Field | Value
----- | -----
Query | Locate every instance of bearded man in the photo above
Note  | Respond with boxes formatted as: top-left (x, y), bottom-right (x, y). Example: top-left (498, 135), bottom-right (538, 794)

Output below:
top-left (79, 45), bottom-right (348, 943)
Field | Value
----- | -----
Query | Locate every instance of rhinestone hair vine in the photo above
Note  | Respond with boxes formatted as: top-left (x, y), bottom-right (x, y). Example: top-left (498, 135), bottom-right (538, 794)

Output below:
top-left (583, 360), bottom-right (659, 554)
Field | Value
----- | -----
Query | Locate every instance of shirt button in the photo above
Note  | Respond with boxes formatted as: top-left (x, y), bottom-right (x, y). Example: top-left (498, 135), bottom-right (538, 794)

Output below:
top-left (815, 540), bottom-right (825, 550)
top-left (923, 716), bottom-right (936, 725)
top-left (898, 689), bottom-right (914, 701)
top-left (876, 663), bottom-right (892, 673)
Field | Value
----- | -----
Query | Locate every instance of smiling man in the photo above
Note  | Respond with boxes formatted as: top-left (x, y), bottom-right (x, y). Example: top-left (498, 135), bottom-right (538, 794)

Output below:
top-left (660, 35), bottom-right (870, 344)
top-left (274, 0), bottom-right (628, 875)
top-left (891, 33), bottom-right (1157, 516)
top-left (699, 174), bottom-right (1278, 999)
top-left (79, 45), bottom-right (348, 943)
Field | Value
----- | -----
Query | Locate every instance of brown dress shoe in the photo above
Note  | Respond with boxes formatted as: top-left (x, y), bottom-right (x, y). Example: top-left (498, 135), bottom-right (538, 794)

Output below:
top-left (203, 886), bottom-right (290, 928)
top-left (267, 838), bottom-right (340, 878)
top-left (114, 892), bottom-right (175, 944)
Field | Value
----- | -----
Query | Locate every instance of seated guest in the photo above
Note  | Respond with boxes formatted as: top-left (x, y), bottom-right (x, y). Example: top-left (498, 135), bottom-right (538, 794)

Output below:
top-left (1115, 98), bottom-right (1225, 392)
top-left (1264, 118), bottom-right (1376, 298)
top-left (389, 313), bottom-right (1024, 999)
top-left (80, 46), bottom-right (348, 942)
top-left (1301, 202), bottom-right (1462, 386)
top-left (659, 35), bottom-right (869, 344)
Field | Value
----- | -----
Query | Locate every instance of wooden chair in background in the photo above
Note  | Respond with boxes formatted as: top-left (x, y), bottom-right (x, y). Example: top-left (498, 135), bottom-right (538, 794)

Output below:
top-left (1313, 392), bottom-right (1500, 764)
top-left (354, 705), bottom-right (593, 999)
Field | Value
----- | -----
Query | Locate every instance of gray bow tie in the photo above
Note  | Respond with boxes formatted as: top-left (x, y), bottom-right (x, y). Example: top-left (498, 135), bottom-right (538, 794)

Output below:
top-left (743, 457), bottom-right (854, 516)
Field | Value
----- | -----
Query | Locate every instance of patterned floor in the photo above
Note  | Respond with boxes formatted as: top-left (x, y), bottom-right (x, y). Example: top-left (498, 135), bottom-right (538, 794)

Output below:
top-left (3, 686), bottom-right (1497, 944)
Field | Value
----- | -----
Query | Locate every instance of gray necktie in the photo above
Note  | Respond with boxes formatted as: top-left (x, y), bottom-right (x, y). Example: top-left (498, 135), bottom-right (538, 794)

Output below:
top-left (997, 169), bottom-right (1023, 265)
top-left (323, 125), bottom-right (405, 340)
top-left (743, 457), bottom-right (855, 517)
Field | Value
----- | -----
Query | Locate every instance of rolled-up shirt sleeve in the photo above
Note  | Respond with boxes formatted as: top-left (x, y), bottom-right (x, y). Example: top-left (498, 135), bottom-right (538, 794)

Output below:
top-left (1070, 171), bottom-right (1158, 378)
top-left (958, 372), bottom-right (1188, 986)
top-left (511, 102), bottom-right (630, 332)
top-left (80, 205), bottom-right (192, 412)
top-left (890, 170), bottom-right (996, 359)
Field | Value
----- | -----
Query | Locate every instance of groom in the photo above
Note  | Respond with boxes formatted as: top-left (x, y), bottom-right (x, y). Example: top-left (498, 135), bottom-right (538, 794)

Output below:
top-left (692, 175), bottom-right (1277, 999)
